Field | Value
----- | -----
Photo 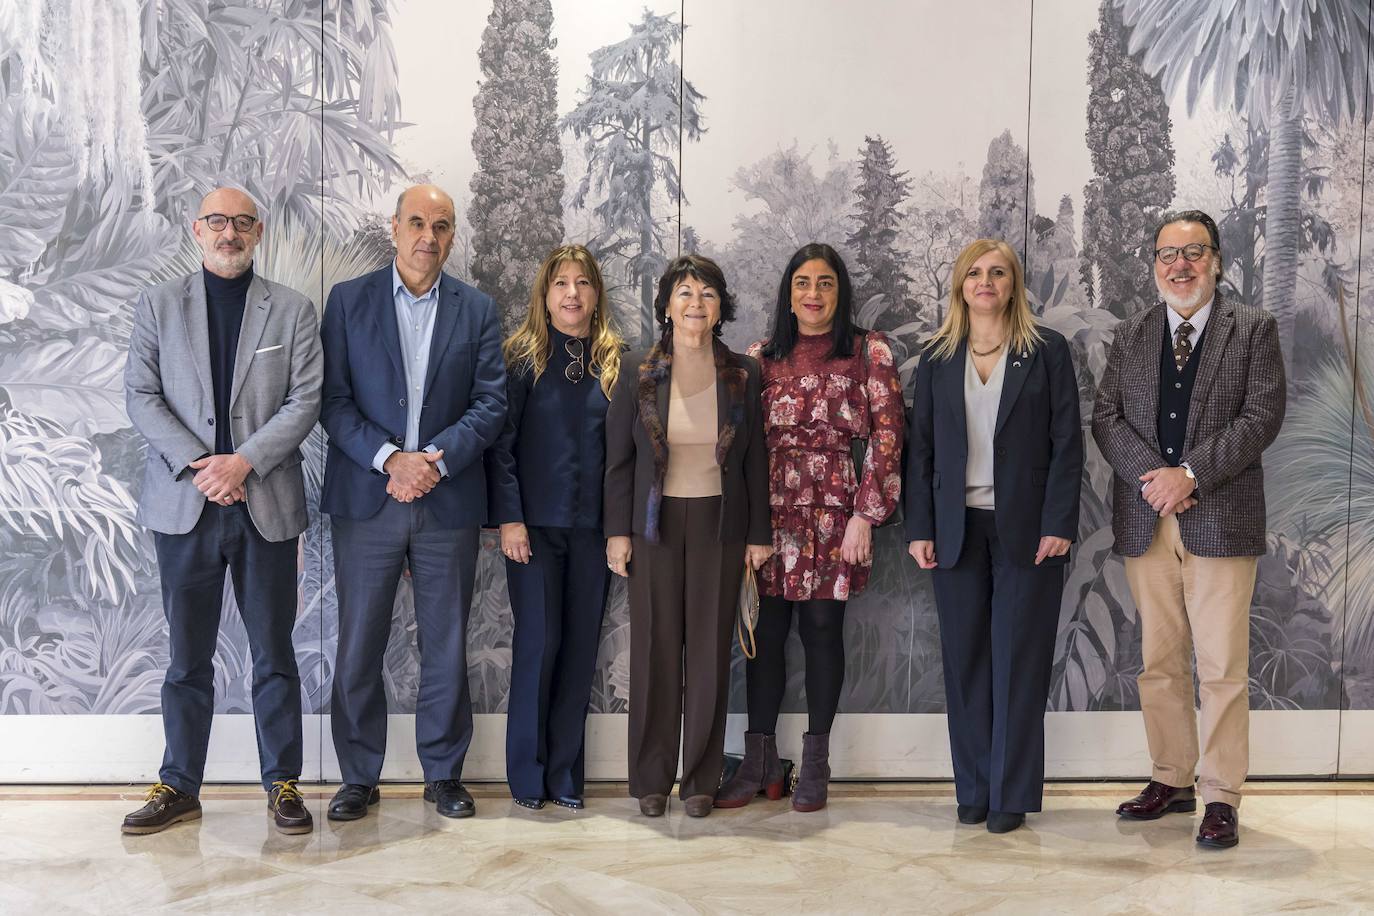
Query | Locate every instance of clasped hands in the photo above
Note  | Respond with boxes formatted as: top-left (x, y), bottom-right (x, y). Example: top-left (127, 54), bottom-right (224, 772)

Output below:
top-left (1140, 466), bottom-right (1197, 517)
top-left (384, 449), bottom-right (445, 503)
top-left (190, 454), bottom-right (251, 505)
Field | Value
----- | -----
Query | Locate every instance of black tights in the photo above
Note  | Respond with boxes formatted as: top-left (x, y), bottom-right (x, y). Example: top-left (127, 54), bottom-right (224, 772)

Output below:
top-left (745, 595), bottom-right (847, 735)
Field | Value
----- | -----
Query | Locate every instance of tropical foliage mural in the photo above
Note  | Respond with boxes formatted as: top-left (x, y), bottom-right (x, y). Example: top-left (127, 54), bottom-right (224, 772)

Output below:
top-left (0, 1), bottom-right (1368, 747)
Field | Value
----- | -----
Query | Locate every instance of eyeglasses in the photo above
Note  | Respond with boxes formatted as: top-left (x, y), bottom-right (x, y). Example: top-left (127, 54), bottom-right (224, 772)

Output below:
top-left (197, 213), bottom-right (259, 233)
top-left (1154, 243), bottom-right (1217, 264)
top-left (565, 338), bottom-right (585, 383)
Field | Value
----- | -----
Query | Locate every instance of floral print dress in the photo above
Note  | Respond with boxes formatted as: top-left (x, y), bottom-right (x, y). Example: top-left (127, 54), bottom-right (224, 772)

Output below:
top-left (748, 330), bottom-right (904, 601)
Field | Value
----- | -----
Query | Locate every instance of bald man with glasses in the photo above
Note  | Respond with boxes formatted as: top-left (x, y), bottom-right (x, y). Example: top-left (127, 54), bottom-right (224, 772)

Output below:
top-left (123, 187), bottom-right (322, 835)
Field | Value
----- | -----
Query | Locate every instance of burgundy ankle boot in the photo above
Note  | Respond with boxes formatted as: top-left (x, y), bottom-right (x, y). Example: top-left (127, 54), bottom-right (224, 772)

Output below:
top-left (714, 732), bottom-right (784, 808)
top-left (792, 732), bottom-right (831, 813)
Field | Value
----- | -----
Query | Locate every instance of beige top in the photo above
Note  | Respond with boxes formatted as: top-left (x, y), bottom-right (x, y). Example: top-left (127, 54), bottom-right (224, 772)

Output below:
top-left (663, 379), bottom-right (721, 498)
top-left (964, 346), bottom-right (1007, 510)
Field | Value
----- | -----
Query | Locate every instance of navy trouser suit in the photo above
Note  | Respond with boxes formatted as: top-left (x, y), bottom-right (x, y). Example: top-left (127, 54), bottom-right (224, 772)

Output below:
top-left (905, 330), bottom-right (1083, 813)
top-left (486, 328), bottom-right (613, 800)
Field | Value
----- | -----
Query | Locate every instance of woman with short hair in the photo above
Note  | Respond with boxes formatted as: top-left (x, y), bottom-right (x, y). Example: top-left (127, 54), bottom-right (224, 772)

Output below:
top-left (604, 255), bottom-right (773, 818)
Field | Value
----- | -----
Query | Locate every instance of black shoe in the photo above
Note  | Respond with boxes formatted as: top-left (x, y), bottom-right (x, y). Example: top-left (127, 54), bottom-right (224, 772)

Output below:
top-left (268, 779), bottom-right (313, 834)
top-left (513, 796), bottom-right (545, 810)
top-left (424, 780), bottom-right (475, 819)
top-left (327, 784), bottom-right (379, 821)
top-left (957, 804), bottom-right (988, 824)
top-left (987, 811), bottom-right (1025, 834)
top-left (122, 783), bottom-right (202, 835)
top-left (553, 795), bottom-right (585, 810)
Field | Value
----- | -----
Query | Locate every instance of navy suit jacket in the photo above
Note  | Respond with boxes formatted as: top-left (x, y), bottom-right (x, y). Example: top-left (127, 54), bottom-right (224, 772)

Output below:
top-left (319, 266), bottom-right (506, 527)
top-left (904, 328), bottom-right (1083, 568)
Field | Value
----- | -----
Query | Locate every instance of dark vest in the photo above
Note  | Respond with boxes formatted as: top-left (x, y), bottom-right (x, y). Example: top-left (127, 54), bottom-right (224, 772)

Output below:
top-left (1156, 321), bottom-right (1205, 466)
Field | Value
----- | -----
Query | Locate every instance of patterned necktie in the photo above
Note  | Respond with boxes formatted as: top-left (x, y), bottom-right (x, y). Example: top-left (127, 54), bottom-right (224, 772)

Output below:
top-left (1173, 321), bottom-right (1194, 372)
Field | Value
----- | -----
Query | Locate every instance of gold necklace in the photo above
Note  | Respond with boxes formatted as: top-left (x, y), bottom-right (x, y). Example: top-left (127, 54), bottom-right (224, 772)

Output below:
top-left (970, 338), bottom-right (1006, 358)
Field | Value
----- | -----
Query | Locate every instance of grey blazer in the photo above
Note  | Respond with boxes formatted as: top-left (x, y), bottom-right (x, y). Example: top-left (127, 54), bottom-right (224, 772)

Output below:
top-left (124, 270), bottom-right (323, 542)
top-left (1091, 294), bottom-right (1286, 558)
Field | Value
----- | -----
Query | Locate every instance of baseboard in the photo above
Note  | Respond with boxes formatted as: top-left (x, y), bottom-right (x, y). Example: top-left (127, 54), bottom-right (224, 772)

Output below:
top-left (0, 710), bottom-right (1350, 782)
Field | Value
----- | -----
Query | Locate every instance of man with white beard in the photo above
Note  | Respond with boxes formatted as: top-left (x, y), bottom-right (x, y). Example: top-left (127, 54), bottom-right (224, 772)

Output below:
top-left (123, 187), bottom-right (322, 835)
top-left (1092, 210), bottom-right (1286, 850)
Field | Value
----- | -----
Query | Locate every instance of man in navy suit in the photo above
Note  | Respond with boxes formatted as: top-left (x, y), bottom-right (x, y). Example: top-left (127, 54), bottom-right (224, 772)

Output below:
top-left (320, 184), bottom-right (505, 820)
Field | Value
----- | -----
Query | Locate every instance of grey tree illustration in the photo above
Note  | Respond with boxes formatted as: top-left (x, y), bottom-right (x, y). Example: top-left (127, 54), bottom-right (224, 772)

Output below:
top-left (562, 9), bottom-right (704, 345)
top-left (0, 0), bottom-right (408, 715)
top-left (902, 171), bottom-right (977, 330)
top-left (1118, 0), bottom-right (1372, 351)
top-left (977, 129), bottom-right (1034, 259)
top-left (714, 142), bottom-right (856, 350)
top-left (468, 0), bottom-right (565, 329)
top-left (848, 136), bottom-right (913, 329)
top-left (1080, 1), bottom-right (1175, 318)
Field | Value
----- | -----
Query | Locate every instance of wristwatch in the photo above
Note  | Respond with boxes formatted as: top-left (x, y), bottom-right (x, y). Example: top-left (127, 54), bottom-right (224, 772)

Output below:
top-left (1182, 461), bottom-right (1197, 490)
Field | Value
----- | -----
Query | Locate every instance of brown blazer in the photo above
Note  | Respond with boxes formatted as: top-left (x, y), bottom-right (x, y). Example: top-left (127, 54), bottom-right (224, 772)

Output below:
top-left (604, 339), bottom-right (770, 546)
top-left (1091, 294), bottom-right (1286, 558)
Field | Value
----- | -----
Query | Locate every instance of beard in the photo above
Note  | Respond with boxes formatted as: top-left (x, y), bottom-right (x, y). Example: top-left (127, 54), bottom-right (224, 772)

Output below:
top-left (203, 242), bottom-right (253, 276)
top-left (1155, 272), bottom-right (1214, 313)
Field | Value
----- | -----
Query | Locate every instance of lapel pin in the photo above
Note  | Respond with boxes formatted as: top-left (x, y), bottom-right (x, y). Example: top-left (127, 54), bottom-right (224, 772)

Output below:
top-left (1013, 360), bottom-right (1022, 368)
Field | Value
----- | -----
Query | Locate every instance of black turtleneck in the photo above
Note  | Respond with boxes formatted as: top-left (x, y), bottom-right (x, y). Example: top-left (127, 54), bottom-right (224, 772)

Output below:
top-left (204, 265), bottom-right (252, 454)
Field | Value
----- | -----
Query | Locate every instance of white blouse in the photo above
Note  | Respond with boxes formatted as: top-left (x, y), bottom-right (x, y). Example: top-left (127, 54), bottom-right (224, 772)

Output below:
top-left (964, 346), bottom-right (1007, 510)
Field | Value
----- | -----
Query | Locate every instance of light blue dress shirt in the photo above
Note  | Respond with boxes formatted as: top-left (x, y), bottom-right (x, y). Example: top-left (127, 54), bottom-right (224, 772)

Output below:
top-left (371, 261), bottom-right (449, 478)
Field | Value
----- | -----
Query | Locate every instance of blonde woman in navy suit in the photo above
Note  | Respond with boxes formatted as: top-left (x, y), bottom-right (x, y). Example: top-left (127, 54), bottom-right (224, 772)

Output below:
top-left (904, 239), bottom-right (1083, 834)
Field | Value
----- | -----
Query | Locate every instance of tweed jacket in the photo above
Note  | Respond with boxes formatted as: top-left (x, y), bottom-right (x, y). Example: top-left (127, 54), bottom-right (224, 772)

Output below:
top-left (124, 270), bottom-right (323, 542)
top-left (1091, 294), bottom-right (1286, 558)
top-left (603, 339), bottom-right (770, 546)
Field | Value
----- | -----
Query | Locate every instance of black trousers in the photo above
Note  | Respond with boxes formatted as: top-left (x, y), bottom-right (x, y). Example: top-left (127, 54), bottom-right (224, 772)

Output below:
top-left (628, 496), bottom-right (743, 799)
top-left (153, 502), bottom-right (302, 795)
top-left (504, 526), bottom-right (610, 799)
top-left (330, 499), bottom-right (478, 786)
top-left (931, 508), bottom-right (1064, 813)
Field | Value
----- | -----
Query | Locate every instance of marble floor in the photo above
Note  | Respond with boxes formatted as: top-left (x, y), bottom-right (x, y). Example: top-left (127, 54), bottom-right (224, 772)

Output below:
top-left (1, 782), bottom-right (1372, 914)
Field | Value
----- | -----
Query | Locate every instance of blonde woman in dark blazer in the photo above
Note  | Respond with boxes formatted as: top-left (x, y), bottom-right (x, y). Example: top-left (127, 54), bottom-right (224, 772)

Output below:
top-left (604, 255), bottom-right (773, 818)
top-left (905, 238), bottom-right (1083, 834)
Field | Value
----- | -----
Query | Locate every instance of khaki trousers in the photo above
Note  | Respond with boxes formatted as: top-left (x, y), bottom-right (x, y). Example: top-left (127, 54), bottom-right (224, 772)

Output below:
top-left (1124, 514), bottom-right (1257, 807)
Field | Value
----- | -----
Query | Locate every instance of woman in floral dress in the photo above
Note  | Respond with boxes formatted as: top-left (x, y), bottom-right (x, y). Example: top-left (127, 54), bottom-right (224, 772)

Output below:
top-left (716, 243), bottom-right (904, 812)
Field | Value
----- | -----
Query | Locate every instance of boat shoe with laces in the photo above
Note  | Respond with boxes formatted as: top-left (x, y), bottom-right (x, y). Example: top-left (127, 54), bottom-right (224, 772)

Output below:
top-left (121, 783), bottom-right (202, 835)
top-left (268, 779), bottom-right (313, 834)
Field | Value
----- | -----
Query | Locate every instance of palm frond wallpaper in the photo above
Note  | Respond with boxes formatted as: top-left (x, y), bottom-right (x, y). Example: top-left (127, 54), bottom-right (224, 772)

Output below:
top-left (0, 1), bottom-right (1368, 762)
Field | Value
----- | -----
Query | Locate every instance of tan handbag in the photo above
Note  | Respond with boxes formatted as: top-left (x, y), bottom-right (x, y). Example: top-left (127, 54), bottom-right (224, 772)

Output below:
top-left (737, 564), bottom-right (760, 659)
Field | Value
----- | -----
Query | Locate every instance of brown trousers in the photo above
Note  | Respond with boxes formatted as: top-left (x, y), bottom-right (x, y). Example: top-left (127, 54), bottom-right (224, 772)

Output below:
top-left (628, 496), bottom-right (744, 799)
top-left (1124, 514), bottom-right (1258, 807)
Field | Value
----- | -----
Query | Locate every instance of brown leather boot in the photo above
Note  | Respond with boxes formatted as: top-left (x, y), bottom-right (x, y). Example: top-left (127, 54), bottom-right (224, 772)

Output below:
top-left (791, 732), bottom-right (831, 813)
top-left (715, 732), bottom-right (785, 808)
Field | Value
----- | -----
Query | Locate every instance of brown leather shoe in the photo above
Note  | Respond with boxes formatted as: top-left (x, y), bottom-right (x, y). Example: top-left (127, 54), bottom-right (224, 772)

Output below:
top-left (638, 793), bottom-right (668, 817)
top-left (268, 779), bottom-right (313, 835)
top-left (1116, 780), bottom-right (1196, 820)
top-left (1196, 802), bottom-right (1239, 848)
top-left (122, 783), bottom-right (201, 835)
top-left (683, 794), bottom-right (714, 818)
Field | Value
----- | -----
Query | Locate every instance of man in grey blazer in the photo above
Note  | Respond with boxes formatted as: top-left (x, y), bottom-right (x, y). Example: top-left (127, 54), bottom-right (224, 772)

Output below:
top-left (122, 187), bottom-right (323, 835)
top-left (1093, 210), bottom-right (1286, 849)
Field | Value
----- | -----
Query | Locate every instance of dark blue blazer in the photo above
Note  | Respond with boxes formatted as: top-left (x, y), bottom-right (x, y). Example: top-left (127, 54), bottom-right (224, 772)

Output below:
top-left (903, 328), bottom-right (1083, 568)
top-left (485, 342), bottom-right (613, 530)
top-left (319, 266), bottom-right (506, 527)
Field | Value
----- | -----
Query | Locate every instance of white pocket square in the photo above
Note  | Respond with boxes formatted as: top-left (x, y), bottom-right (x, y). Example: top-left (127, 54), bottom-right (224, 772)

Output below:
top-left (254, 344), bottom-right (283, 354)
